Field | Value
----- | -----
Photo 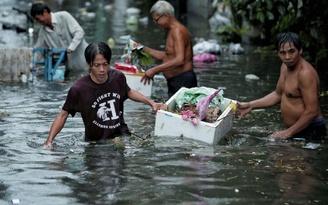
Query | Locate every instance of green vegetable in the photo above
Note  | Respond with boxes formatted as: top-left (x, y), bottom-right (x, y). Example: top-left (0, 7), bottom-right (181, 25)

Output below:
top-left (132, 49), bottom-right (154, 66)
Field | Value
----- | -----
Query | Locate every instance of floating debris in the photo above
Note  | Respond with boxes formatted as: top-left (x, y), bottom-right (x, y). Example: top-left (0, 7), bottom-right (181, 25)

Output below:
top-left (245, 74), bottom-right (259, 81)
top-left (12, 199), bottom-right (20, 204)
top-left (302, 142), bottom-right (320, 150)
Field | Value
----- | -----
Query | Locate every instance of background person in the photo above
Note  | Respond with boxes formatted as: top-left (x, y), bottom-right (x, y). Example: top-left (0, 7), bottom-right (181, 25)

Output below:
top-left (237, 32), bottom-right (326, 142)
top-left (44, 42), bottom-right (166, 148)
top-left (30, 2), bottom-right (88, 79)
top-left (140, 0), bottom-right (197, 97)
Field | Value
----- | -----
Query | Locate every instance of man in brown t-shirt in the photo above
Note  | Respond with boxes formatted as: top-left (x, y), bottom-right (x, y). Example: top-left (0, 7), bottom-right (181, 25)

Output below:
top-left (44, 42), bottom-right (166, 148)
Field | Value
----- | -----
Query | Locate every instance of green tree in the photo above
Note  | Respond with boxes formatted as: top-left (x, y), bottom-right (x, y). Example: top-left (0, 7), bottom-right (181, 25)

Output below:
top-left (214, 0), bottom-right (328, 68)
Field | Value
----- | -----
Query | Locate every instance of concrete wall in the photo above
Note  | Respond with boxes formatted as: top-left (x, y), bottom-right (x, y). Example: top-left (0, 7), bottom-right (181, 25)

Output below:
top-left (0, 48), bottom-right (31, 82)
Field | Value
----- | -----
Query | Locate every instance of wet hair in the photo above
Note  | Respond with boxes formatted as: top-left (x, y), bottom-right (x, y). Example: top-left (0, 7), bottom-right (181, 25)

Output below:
top-left (275, 32), bottom-right (302, 51)
top-left (84, 42), bottom-right (112, 67)
top-left (30, 3), bottom-right (51, 18)
top-left (150, 0), bottom-right (175, 17)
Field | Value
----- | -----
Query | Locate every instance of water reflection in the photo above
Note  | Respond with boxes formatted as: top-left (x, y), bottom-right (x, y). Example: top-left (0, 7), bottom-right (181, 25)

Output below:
top-left (1, 0), bottom-right (328, 204)
top-left (62, 144), bottom-right (125, 204)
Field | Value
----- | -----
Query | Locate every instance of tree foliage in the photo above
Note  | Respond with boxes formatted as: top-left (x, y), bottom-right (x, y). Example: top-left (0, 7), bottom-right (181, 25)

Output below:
top-left (215, 0), bottom-right (328, 68)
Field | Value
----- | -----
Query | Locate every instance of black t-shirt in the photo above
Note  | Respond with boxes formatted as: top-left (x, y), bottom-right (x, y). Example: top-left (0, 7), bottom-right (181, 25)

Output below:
top-left (62, 69), bottom-right (131, 141)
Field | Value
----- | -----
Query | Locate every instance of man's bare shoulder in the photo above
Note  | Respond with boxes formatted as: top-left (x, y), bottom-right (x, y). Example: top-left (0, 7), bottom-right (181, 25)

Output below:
top-left (299, 59), bottom-right (317, 75)
top-left (169, 20), bottom-right (188, 33)
top-left (298, 59), bottom-right (320, 84)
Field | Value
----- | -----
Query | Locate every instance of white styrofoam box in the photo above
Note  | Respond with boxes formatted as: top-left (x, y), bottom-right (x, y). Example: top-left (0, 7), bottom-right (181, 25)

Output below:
top-left (154, 87), bottom-right (236, 145)
top-left (125, 72), bottom-right (152, 96)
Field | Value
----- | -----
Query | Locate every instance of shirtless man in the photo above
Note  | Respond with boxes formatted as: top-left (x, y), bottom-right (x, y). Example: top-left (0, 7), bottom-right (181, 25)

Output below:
top-left (237, 32), bottom-right (326, 142)
top-left (140, 0), bottom-right (197, 97)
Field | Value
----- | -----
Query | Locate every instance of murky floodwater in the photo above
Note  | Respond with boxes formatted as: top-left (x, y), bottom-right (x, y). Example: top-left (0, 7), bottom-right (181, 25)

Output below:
top-left (1, 0), bottom-right (328, 204)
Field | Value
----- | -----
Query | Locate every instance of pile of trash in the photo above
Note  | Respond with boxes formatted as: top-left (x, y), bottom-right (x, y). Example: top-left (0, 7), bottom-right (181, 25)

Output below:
top-left (172, 87), bottom-right (225, 125)
top-left (192, 39), bottom-right (245, 62)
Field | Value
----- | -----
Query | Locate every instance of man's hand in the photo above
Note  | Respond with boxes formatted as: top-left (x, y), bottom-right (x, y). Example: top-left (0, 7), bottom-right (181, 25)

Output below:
top-left (268, 130), bottom-right (291, 141)
top-left (151, 102), bottom-right (167, 114)
top-left (43, 142), bottom-right (53, 149)
top-left (141, 69), bottom-right (155, 85)
top-left (236, 102), bottom-right (252, 120)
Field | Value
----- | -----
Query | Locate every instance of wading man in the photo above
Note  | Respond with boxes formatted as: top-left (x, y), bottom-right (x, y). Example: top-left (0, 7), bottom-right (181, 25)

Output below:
top-left (44, 42), bottom-right (166, 148)
top-left (140, 0), bottom-right (197, 97)
top-left (30, 2), bottom-right (88, 78)
top-left (237, 32), bottom-right (326, 142)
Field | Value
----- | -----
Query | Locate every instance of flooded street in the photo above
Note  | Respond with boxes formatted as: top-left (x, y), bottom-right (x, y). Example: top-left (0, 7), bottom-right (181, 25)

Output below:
top-left (1, 0), bottom-right (328, 204)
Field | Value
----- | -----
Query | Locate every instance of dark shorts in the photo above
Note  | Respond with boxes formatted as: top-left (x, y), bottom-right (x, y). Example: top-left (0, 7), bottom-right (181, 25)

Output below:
top-left (292, 119), bottom-right (327, 142)
top-left (167, 70), bottom-right (198, 97)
